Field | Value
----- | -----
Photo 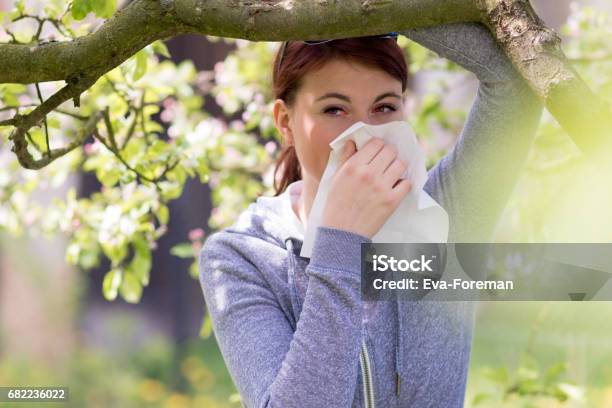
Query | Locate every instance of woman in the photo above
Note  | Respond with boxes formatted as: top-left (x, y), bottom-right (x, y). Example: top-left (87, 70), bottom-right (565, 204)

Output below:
top-left (199, 22), bottom-right (542, 407)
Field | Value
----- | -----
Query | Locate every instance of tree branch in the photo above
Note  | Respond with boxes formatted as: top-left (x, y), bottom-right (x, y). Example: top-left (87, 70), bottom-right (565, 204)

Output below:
top-left (0, 0), bottom-right (480, 85)
top-left (0, 104), bottom-right (88, 120)
top-left (0, 0), bottom-right (182, 84)
top-left (35, 83), bottom-right (51, 156)
top-left (93, 125), bottom-right (179, 186)
top-left (11, 112), bottom-right (102, 170)
top-left (174, 0), bottom-right (480, 40)
top-left (1, 0), bottom-right (611, 168)
top-left (8, 77), bottom-right (100, 169)
top-left (481, 0), bottom-right (612, 156)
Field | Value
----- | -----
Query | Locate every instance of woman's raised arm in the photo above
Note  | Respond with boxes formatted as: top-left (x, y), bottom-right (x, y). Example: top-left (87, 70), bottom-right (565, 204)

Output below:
top-left (400, 23), bottom-right (544, 242)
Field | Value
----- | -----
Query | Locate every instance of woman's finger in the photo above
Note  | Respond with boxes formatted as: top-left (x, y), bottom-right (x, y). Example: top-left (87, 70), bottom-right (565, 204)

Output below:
top-left (382, 158), bottom-right (408, 188)
top-left (337, 140), bottom-right (356, 168)
top-left (350, 137), bottom-right (385, 166)
top-left (390, 177), bottom-right (412, 200)
top-left (369, 143), bottom-right (398, 176)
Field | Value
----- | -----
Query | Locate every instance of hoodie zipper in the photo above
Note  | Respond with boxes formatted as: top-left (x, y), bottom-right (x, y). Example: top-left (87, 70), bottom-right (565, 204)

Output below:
top-left (359, 339), bottom-right (375, 408)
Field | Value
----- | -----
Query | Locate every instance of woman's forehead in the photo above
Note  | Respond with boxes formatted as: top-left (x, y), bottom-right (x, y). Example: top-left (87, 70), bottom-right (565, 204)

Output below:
top-left (297, 59), bottom-right (402, 99)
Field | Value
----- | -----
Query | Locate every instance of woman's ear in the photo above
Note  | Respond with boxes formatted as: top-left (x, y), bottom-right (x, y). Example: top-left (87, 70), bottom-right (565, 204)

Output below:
top-left (272, 98), bottom-right (294, 146)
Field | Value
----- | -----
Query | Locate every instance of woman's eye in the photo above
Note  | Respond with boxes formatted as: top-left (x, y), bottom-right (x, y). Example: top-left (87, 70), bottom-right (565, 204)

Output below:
top-left (376, 104), bottom-right (397, 113)
top-left (322, 104), bottom-right (396, 116)
top-left (323, 106), bottom-right (345, 116)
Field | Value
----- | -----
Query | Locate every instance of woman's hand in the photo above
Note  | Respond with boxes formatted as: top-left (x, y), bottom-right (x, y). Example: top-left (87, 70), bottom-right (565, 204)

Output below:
top-left (320, 138), bottom-right (412, 239)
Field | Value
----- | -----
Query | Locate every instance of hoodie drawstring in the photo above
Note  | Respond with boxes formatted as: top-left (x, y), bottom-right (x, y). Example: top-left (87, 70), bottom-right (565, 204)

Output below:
top-left (285, 238), bottom-right (303, 329)
top-left (396, 299), bottom-right (402, 398)
top-left (286, 236), bottom-right (403, 400)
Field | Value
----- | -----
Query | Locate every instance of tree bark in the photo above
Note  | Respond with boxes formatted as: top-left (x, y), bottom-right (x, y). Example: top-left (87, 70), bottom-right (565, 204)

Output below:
top-left (0, 0), bottom-right (482, 84)
top-left (480, 0), bottom-right (611, 155)
top-left (0, 0), bottom-right (181, 84)
top-left (0, 0), bottom-right (610, 169)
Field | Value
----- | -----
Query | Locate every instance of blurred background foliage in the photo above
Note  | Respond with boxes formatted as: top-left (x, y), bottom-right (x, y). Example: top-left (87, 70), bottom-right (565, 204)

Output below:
top-left (0, 0), bottom-right (611, 406)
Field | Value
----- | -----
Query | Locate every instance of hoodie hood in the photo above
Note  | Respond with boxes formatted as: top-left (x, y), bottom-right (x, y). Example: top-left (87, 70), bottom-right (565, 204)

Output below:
top-left (231, 180), bottom-right (305, 246)
top-left (228, 179), bottom-right (405, 399)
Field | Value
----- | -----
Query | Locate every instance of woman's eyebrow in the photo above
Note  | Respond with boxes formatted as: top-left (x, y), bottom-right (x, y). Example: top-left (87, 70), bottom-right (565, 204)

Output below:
top-left (315, 91), bottom-right (402, 103)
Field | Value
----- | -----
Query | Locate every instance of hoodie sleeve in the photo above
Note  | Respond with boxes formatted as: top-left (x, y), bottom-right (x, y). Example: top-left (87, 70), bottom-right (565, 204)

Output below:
top-left (400, 22), bottom-right (544, 242)
top-left (199, 225), bottom-right (371, 408)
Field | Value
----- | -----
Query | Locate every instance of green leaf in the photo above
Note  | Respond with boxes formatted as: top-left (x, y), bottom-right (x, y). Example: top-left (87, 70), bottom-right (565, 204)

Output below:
top-left (122, 137), bottom-right (144, 163)
top-left (47, 116), bottom-right (61, 130)
top-left (133, 50), bottom-right (148, 82)
top-left (189, 260), bottom-right (199, 279)
top-left (544, 362), bottom-right (566, 383)
top-left (91, 0), bottom-right (116, 19)
top-left (71, 0), bottom-right (92, 20)
top-left (98, 167), bottom-right (121, 187)
top-left (101, 240), bottom-right (128, 265)
top-left (120, 271), bottom-right (143, 303)
top-left (168, 165), bottom-right (188, 185)
top-left (102, 268), bottom-right (122, 301)
top-left (170, 242), bottom-right (194, 259)
top-left (15, 0), bottom-right (25, 14)
top-left (29, 128), bottom-right (46, 151)
top-left (482, 367), bottom-right (509, 385)
top-left (157, 204), bottom-right (169, 225)
top-left (66, 242), bottom-right (80, 265)
top-left (162, 181), bottom-right (183, 201)
top-left (79, 249), bottom-right (100, 270)
top-left (199, 313), bottom-right (213, 339)
top-left (152, 40), bottom-right (171, 58)
top-left (149, 139), bottom-right (167, 156)
top-left (130, 238), bottom-right (151, 286)
top-left (471, 393), bottom-right (490, 406)
top-left (0, 84), bottom-right (27, 108)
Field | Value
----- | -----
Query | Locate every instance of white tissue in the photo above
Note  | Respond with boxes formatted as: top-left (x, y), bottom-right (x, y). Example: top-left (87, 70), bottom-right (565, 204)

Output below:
top-left (300, 120), bottom-right (449, 259)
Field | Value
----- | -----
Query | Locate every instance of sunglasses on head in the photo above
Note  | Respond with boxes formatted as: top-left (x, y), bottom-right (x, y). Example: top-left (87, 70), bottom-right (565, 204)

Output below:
top-left (276, 32), bottom-right (399, 78)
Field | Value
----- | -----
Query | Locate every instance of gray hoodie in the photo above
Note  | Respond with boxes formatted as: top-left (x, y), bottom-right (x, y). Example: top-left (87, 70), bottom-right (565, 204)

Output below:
top-left (199, 23), bottom-right (543, 408)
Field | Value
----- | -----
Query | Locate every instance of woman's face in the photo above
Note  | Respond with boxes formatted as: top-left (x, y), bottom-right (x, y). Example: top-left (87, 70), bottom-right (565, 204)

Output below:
top-left (273, 58), bottom-right (407, 183)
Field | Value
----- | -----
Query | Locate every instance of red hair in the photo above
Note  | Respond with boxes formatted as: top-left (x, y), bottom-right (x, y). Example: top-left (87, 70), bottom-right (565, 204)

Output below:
top-left (271, 36), bottom-right (409, 196)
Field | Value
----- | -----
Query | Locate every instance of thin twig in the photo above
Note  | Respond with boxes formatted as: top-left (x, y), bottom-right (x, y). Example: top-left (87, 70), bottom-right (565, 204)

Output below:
top-left (93, 128), bottom-right (157, 184)
top-left (0, 104), bottom-right (36, 112)
top-left (157, 159), bottom-right (180, 180)
top-left (104, 76), bottom-right (132, 105)
top-left (35, 83), bottom-right (51, 156)
top-left (11, 13), bottom-right (72, 41)
top-left (0, 118), bottom-right (17, 127)
top-left (97, 110), bottom-right (179, 186)
top-left (103, 107), bottom-right (119, 151)
top-left (0, 104), bottom-right (88, 120)
top-left (5, 29), bottom-right (20, 44)
top-left (8, 76), bottom-right (100, 169)
top-left (13, 112), bottom-right (102, 169)
top-left (55, 109), bottom-right (88, 120)
top-left (25, 130), bottom-right (42, 152)
top-left (121, 110), bottom-right (139, 149)
top-left (139, 90), bottom-right (150, 144)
